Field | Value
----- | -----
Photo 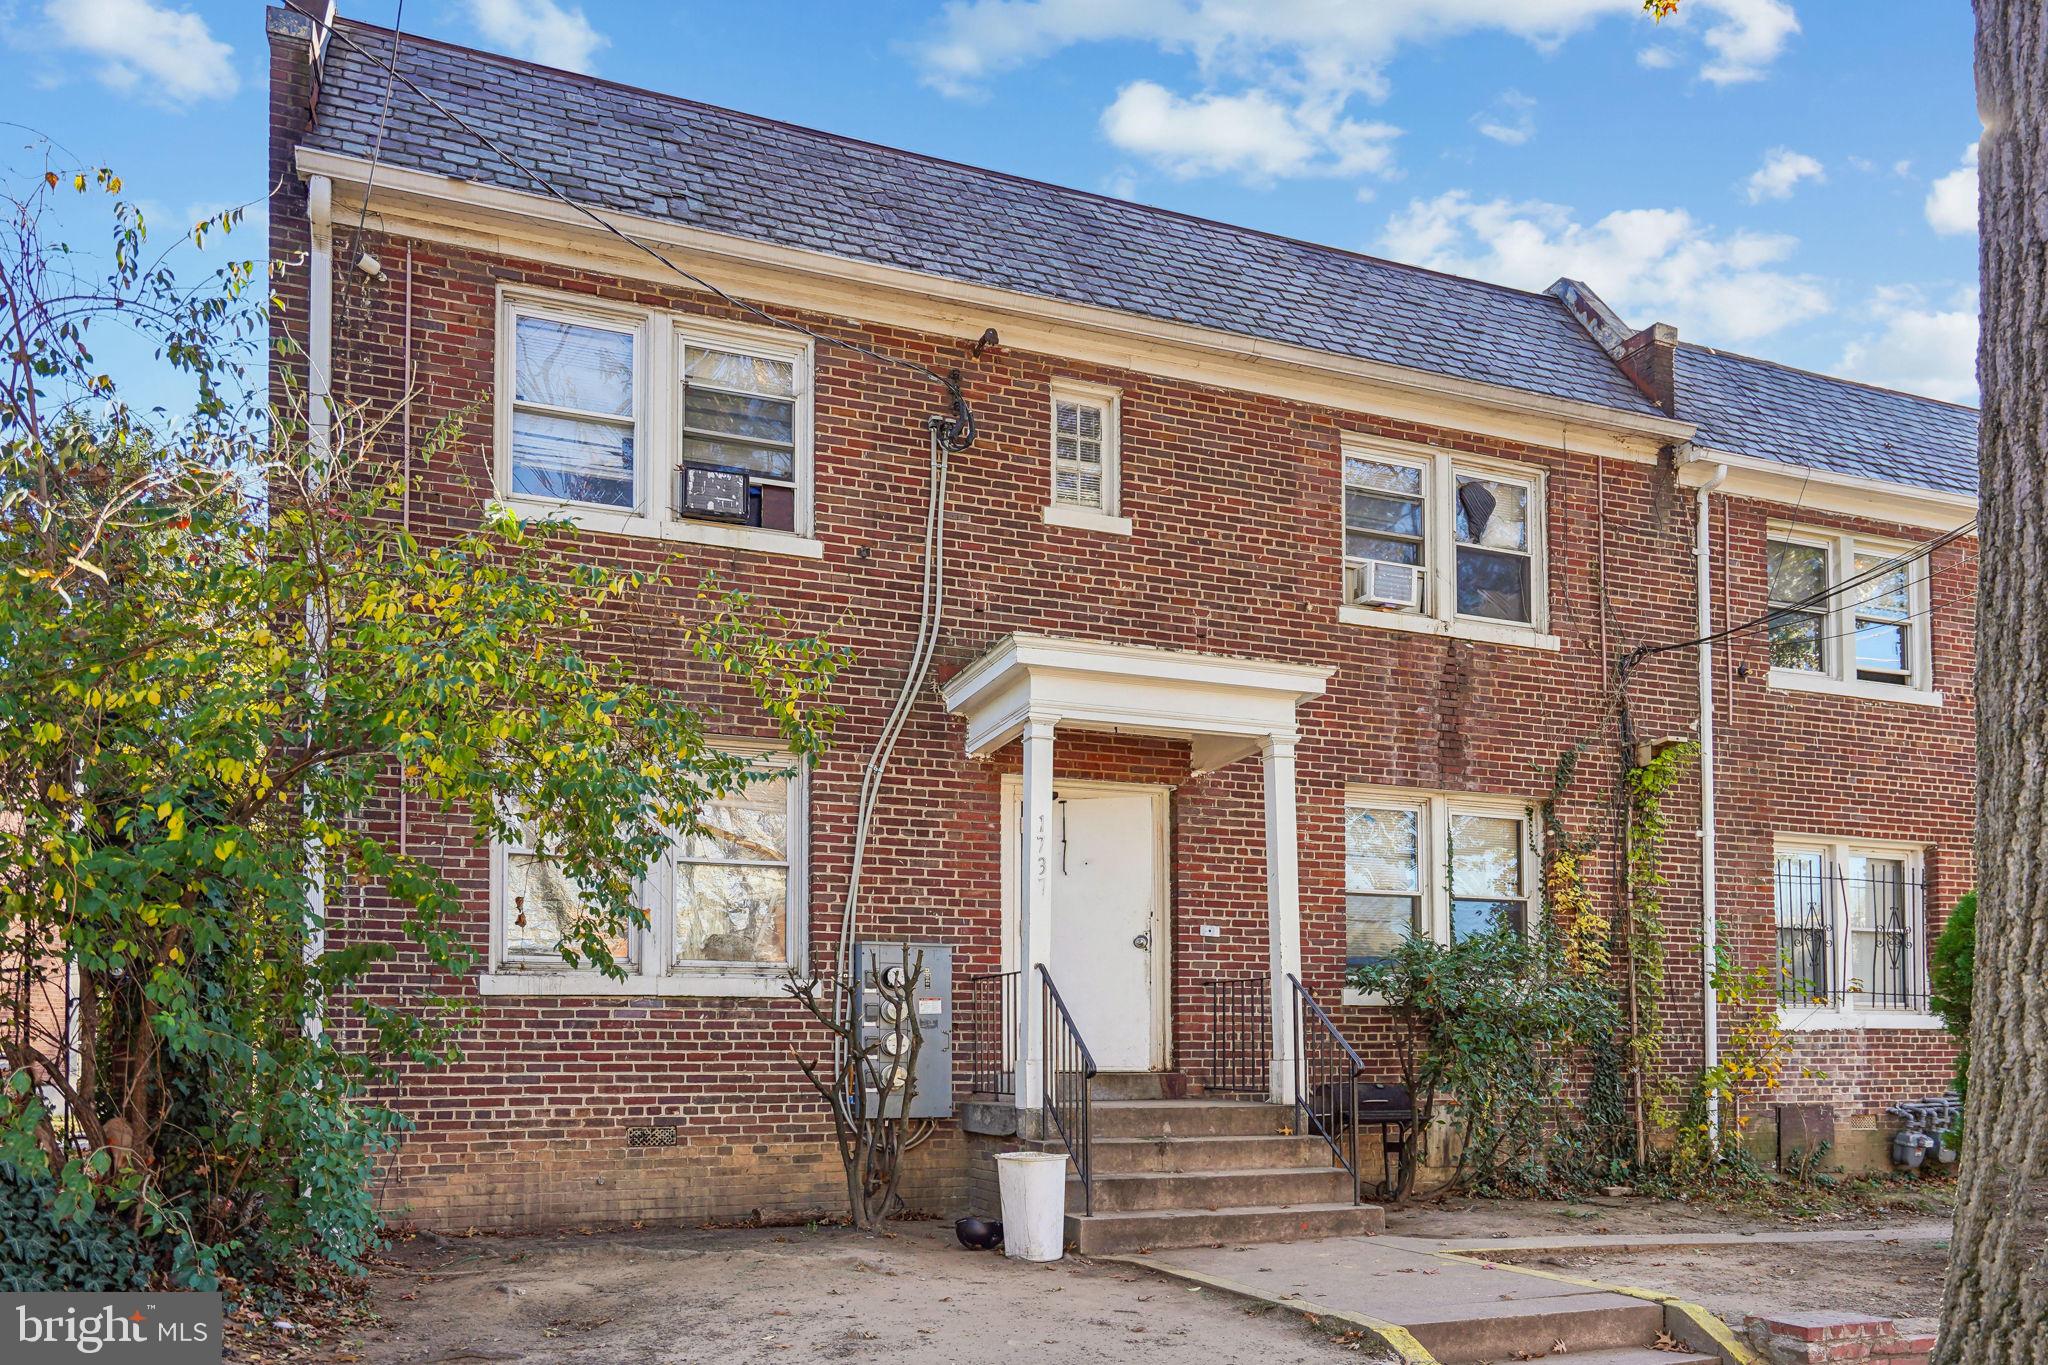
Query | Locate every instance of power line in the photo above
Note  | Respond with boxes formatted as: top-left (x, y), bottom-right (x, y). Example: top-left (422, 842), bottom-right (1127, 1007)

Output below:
top-left (345, 1), bottom-right (405, 252)
top-left (309, 15), bottom-right (977, 451)
top-left (1629, 518), bottom-right (1977, 667)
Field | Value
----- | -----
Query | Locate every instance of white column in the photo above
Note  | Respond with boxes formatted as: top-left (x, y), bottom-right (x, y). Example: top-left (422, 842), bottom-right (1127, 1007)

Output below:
top-left (1016, 716), bottom-right (1057, 1113)
top-left (1262, 733), bottom-right (1302, 1106)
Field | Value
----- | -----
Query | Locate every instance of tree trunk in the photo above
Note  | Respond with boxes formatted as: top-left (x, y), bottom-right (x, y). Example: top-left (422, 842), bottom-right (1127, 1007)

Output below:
top-left (1943, 6), bottom-right (2048, 1361)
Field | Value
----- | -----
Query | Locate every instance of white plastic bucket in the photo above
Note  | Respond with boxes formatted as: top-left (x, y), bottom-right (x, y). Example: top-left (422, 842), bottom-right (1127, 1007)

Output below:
top-left (993, 1151), bottom-right (1069, 1262)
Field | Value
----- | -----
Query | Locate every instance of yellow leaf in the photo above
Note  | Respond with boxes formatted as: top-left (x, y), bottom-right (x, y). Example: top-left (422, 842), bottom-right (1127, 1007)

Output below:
top-left (167, 810), bottom-right (185, 842)
top-left (214, 839), bottom-right (236, 861)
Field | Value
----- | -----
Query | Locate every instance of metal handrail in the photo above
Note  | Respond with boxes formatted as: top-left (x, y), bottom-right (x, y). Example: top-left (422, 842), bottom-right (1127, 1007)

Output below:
top-left (1038, 964), bottom-right (1098, 1215)
top-left (1195, 975), bottom-right (1270, 1096)
top-left (958, 970), bottom-right (1020, 1098)
top-left (1288, 972), bottom-right (1364, 1205)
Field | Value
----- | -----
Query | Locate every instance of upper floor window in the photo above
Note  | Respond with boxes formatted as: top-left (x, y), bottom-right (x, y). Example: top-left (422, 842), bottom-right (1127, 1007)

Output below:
top-left (486, 750), bottom-right (809, 997)
top-left (1341, 439), bottom-right (1550, 645)
top-left (496, 290), bottom-right (816, 555)
top-left (1043, 380), bottom-right (1128, 534)
top-left (1344, 789), bottom-right (1534, 992)
top-left (1774, 840), bottom-right (1932, 1026)
top-left (1765, 527), bottom-right (1935, 701)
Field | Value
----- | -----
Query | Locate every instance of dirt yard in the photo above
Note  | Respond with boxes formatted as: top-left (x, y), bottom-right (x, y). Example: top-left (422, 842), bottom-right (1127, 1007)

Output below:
top-left (331, 1221), bottom-right (1380, 1364)
top-left (1381, 1179), bottom-right (1955, 1241)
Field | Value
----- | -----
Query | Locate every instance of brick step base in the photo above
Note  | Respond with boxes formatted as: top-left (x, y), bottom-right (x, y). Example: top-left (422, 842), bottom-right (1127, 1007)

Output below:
top-left (1065, 1200), bottom-right (1383, 1254)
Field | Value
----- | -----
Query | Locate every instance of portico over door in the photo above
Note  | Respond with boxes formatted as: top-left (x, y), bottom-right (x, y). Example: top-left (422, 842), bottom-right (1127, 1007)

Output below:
top-left (941, 634), bottom-right (1332, 1112)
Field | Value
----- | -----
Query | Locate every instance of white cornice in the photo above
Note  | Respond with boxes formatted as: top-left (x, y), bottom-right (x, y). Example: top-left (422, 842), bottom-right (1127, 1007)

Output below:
top-left (294, 147), bottom-right (1695, 460)
top-left (1679, 447), bottom-right (1977, 532)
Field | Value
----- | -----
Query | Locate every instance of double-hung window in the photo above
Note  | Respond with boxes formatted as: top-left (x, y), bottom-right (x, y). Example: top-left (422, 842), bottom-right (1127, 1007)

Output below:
top-left (1340, 438), bottom-right (1551, 645)
top-left (1764, 527), bottom-right (1935, 700)
top-left (508, 311), bottom-right (639, 509)
top-left (1043, 381), bottom-right (1127, 533)
top-left (1344, 790), bottom-right (1535, 997)
top-left (497, 290), bottom-right (817, 554)
top-left (1773, 840), bottom-right (1931, 1026)
top-left (487, 751), bottom-right (809, 997)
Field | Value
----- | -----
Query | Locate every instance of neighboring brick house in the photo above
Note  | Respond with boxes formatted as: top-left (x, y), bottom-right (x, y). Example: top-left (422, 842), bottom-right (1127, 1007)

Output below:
top-left (267, 9), bottom-right (1978, 1239)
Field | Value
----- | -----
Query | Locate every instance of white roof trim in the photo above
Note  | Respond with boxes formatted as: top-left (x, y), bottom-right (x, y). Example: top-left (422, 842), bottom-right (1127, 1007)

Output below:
top-left (294, 147), bottom-right (1699, 449)
top-left (1679, 447), bottom-right (1977, 531)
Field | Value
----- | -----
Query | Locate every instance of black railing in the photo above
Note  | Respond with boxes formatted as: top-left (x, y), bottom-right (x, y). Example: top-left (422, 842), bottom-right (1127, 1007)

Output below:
top-left (1774, 860), bottom-right (1929, 1010)
top-left (1038, 964), bottom-right (1098, 1215)
top-left (1195, 976), bottom-right (1270, 1096)
top-left (1289, 974), bottom-right (1364, 1205)
top-left (958, 970), bottom-right (1020, 1098)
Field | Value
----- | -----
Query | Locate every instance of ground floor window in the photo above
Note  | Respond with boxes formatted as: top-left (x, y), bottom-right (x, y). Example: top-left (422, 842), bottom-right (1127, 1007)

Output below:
top-left (1773, 839), bottom-right (1928, 1018)
top-left (490, 749), bottom-right (808, 990)
top-left (1346, 788), bottom-right (1534, 986)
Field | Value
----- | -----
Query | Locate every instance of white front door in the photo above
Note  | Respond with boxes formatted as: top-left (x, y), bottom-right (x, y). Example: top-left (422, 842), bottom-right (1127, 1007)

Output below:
top-left (1046, 790), bottom-right (1162, 1072)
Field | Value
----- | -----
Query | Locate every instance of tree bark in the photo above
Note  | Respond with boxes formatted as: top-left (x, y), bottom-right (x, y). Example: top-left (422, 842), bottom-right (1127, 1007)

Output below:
top-left (1943, 6), bottom-right (2048, 1361)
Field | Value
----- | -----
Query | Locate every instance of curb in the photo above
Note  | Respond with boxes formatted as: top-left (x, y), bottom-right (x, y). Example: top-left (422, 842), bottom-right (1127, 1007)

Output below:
top-left (1435, 1249), bottom-right (1759, 1365)
top-left (1102, 1254), bottom-right (1441, 1363)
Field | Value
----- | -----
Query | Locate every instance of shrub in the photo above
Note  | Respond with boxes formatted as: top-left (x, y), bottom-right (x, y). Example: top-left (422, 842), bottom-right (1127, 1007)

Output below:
top-left (0, 1162), bottom-right (150, 1292)
top-left (1930, 890), bottom-right (1976, 1124)
top-left (1352, 929), bottom-right (1616, 1196)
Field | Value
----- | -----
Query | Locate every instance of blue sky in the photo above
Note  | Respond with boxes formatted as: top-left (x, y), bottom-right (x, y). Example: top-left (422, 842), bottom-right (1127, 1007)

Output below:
top-left (0, 1), bottom-right (1982, 416)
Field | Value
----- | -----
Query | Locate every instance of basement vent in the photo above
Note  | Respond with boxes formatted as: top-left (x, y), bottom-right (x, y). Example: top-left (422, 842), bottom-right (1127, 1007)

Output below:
top-left (626, 1124), bottom-right (678, 1149)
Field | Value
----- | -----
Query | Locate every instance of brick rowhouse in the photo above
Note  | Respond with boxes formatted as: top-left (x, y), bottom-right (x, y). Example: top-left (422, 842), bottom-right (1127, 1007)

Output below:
top-left (268, 10), bottom-right (1976, 1229)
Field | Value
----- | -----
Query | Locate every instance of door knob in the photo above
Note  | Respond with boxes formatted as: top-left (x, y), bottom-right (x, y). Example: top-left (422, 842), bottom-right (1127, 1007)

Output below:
top-left (1132, 931), bottom-right (1152, 951)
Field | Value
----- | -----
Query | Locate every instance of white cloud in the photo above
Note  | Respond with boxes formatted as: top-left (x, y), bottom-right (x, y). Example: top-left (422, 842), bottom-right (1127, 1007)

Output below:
top-left (1380, 190), bottom-right (1829, 344)
top-left (1472, 90), bottom-right (1537, 146)
top-left (464, 0), bottom-right (608, 73)
top-left (1744, 147), bottom-right (1824, 203)
top-left (1636, 44), bottom-right (1678, 69)
top-left (1101, 81), bottom-right (1398, 181)
top-left (41, 0), bottom-right (237, 104)
top-left (1924, 143), bottom-right (1978, 236)
top-left (1694, 0), bottom-right (1799, 84)
top-left (1837, 285), bottom-right (1978, 403)
top-left (911, 0), bottom-right (1801, 181)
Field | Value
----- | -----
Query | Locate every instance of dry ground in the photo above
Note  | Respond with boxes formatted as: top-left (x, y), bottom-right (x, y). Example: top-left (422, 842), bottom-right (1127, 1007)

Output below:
top-left (332, 1220), bottom-right (1378, 1364)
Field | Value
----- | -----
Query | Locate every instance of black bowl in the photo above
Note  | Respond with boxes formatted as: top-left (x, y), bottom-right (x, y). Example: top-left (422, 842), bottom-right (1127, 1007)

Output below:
top-left (955, 1216), bottom-right (1002, 1250)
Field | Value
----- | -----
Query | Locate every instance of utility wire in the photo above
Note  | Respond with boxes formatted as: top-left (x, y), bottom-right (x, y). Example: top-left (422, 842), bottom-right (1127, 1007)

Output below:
top-left (310, 15), bottom-right (977, 450)
top-left (346, 0), bottom-right (406, 251)
top-left (1630, 518), bottom-right (1977, 665)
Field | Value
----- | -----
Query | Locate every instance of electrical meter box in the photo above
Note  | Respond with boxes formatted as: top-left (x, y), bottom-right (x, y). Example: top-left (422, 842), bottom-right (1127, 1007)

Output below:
top-left (852, 941), bottom-right (952, 1119)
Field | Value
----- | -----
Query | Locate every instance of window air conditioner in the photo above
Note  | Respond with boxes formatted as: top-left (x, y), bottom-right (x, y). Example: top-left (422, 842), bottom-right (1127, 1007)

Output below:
top-left (1351, 558), bottom-right (1421, 609)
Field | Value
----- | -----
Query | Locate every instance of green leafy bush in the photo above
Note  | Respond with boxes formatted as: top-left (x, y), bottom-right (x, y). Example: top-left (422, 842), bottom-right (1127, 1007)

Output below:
top-left (1930, 891), bottom-right (1976, 1122)
top-left (1352, 929), bottom-right (1616, 1196)
top-left (0, 1162), bottom-right (150, 1292)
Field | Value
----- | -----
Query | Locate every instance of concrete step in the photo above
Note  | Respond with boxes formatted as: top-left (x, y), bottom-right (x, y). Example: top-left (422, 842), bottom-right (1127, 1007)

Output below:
top-left (1088, 1133), bottom-right (1337, 1174)
top-left (1091, 1099), bottom-right (1298, 1139)
top-left (1070, 1166), bottom-right (1355, 1213)
top-left (1400, 1294), bottom-right (1665, 1365)
top-left (1065, 1201), bottom-right (1384, 1255)
top-left (1088, 1071), bottom-right (1191, 1101)
top-left (1549, 1349), bottom-right (1719, 1365)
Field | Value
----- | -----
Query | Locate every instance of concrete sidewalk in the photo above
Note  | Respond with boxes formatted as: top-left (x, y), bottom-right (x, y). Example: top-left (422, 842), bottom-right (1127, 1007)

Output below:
top-left (1111, 1226), bottom-right (1941, 1365)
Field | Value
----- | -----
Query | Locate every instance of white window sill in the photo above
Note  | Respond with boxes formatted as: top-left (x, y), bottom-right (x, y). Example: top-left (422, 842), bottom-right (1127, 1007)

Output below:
top-left (1776, 1006), bottom-right (1948, 1033)
top-left (1340, 604), bottom-right (1560, 652)
top-left (489, 498), bottom-right (825, 559)
top-left (479, 969), bottom-right (793, 999)
top-left (1767, 667), bottom-right (1942, 708)
top-left (1342, 989), bottom-right (1391, 1008)
top-left (1041, 503), bottom-right (1133, 536)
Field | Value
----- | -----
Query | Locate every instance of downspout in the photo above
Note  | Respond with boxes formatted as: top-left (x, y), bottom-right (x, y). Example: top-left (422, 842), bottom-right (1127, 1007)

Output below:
top-left (306, 175), bottom-right (334, 469)
top-left (1693, 460), bottom-right (1729, 1144)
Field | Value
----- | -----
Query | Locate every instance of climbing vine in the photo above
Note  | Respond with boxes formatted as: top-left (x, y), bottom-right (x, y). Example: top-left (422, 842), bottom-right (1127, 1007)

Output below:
top-left (1622, 740), bottom-right (1697, 1147)
top-left (1538, 744), bottom-right (1610, 978)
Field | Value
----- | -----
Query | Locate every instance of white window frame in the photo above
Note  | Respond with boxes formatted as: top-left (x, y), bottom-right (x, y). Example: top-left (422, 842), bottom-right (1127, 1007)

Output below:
top-left (492, 287), bottom-right (822, 559)
top-left (1042, 379), bottom-right (1130, 535)
top-left (1338, 436), bottom-right (1557, 651)
top-left (1343, 786), bottom-right (1538, 1004)
top-left (1764, 524), bottom-right (1941, 706)
top-left (481, 747), bottom-right (810, 998)
top-left (1772, 837), bottom-right (1941, 1031)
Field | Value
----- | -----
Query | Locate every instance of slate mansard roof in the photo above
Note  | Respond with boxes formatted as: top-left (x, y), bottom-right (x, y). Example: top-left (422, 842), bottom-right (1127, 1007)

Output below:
top-left (292, 14), bottom-right (1979, 500)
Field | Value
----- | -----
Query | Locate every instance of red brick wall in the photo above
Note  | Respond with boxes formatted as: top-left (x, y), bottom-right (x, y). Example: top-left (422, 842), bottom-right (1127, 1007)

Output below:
top-left (269, 26), bottom-right (1969, 1224)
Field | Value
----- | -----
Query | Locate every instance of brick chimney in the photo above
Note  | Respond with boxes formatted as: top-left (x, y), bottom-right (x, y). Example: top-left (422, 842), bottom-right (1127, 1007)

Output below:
top-left (1546, 278), bottom-right (1678, 416)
